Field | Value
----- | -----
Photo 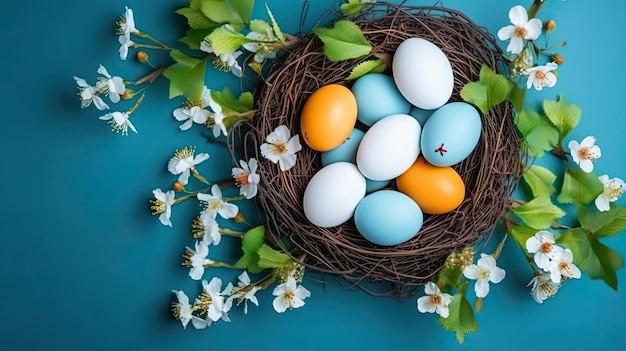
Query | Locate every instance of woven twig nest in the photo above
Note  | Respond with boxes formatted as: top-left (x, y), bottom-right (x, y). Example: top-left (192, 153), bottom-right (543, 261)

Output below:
top-left (236, 3), bottom-right (522, 297)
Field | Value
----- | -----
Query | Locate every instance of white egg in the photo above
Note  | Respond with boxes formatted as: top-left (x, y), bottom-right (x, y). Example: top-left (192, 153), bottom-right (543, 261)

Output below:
top-left (303, 162), bottom-right (367, 228)
top-left (392, 38), bottom-right (454, 110)
top-left (356, 114), bottom-right (421, 181)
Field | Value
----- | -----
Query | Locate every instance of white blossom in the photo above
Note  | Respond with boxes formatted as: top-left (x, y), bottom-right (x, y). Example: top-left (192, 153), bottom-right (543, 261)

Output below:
top-left (200, 34), bottom-right (243, 78)
top-left (526, 230), bottom-right (563, 271)
top-left (167, 147), bottom-right (210, 185)
top-left (186, 240), bottom-right (212, 281)
top-left (272, 277), bottom-right (311, 313)
top-left (497, 5), bottom-right (542, 54)
top-left (202, 277), bottom-right (232, 322)
top-left (99, 111), bottom-right (137, 135)
top-left (96, 65), bottom-right (126, 104)
top-left (568, 136), bottom-right (601, 173)
top-left (225, 271), bottom-right (260, 314)
top-left (197, 184), bottom-right (239, 221)
top-left (547, 248), bottom-right (581, 283)
top-left (416, 282), bottom-right (453, 318)
top-left (232, 158), bottom-right (260, 199)
top-left (151, 188), bottom-right (175, 226)
top-left (595, 175), bottom-right (625, 212)
top-left (171, 290), bottom-right (208, 329)
top-left (74, 76), bottom-right (109, 110)
top-left (172, 87), bottom-right (212, 131)
top-left (528, 273), bottom-right (560, 304)
top-left (462, 254), bottom-right (506, 298)
top-left (524, 62), bottom-right (558, 90)
top-left (260, 125), bottom-right (302, 171)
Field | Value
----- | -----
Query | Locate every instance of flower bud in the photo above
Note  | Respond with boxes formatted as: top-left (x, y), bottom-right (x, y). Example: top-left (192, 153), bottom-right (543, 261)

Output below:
top-left (136, 51), bottom-right (150, 63)
top-left (551, 54), bottom-right (564, 65)
top-left (121, 89), bottom-right (135, 100)
top-left (233, 211), bottom-right (246, 223)
top-left (544, 19), bottom-right (556, 32)
top-left (173, 181), bottom-right (184, 192)
top-left (248, 61), bottom-right (262, 75)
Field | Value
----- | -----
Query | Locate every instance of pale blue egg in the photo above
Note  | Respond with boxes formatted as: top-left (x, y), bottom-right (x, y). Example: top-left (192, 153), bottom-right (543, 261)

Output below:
top-left (351, 73), bottom-right (411, 126)
top-left (409, 105), bottom-right (434, 127)
top-left (321, 128), bottom-right (365, 167)
top-left (354, 190), bottom-right (424, 246)
top-left (365, 178), bottom-right (390, 193)
top-left (421, 102), bottom-right (482, 167)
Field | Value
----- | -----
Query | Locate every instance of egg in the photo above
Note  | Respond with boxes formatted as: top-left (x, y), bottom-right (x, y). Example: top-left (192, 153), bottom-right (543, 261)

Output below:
top-left (421, 102), bottom-right (482, 167)
top-left (392, 38), bottom-right (454, 110)
top-left (321, 128), bottom-right (364, 166)
top-left (356, 114), bottom-right (421, 181)
top-left (303, 162), bottom-right (366, 228)
top-left (351, 73), bottom-right (411, 126)
top-left (409, 105), bottom-right (435, 127)
top-left (396, 156), bottom-right (465, 215)
top-left (300, 84), bottom-right (358, 151)
top-left (354, 190), bottom-right (424, 246)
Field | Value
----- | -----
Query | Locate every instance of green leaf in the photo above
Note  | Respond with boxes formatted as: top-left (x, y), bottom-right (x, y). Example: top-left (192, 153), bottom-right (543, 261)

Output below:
top-left (200, 0), bottom-right (248, 26)
top-left (557, 168), bottom-right (603, 205)
top-left (437, 266), bottom-right (463, 290)
top-left (558, 228), bottom-right (624, 290)
top-left (175, 0), bottom-right (218, 30)
top-left (438, 283), bottom-right (478, 344)
top-left (265, 4), bottom-right (286, 44)
top-left (257, 244), bottom-right (293, 268)
top-left (578, 205), bottom-right (626, 237)
top-left (249, 19), bottom-right (271, 34)
top-left (347, 59), bottom-right (387, 80)
top-left (459, 65), bottom-right (509, 114)
top-left (313, 20), bottom-right (372, 61)
top-left (205, 25), bottom-right (250, 55)
top-left (512, 196), bottom-right (566, 230)
top-left (340, 0), bottom-right (374, 15)
top-left (514, 106), bottom-right (560, 157)
top-left (162, 50), bottom-right (207, 101)
top-left (510, 223), bottom-right (537, 250)
top-left (543, 95), bottom-right (582, 142)
top-left (179, 28), bottom-right (216, 50)
top-left (522, 165), bottom-right (557, 197)
top-left (210, 87), bottom-right (254, 113)
top-left (508, 82), bottom-right (526, 113)
top-left (234, 226), bottom-right (266, 273)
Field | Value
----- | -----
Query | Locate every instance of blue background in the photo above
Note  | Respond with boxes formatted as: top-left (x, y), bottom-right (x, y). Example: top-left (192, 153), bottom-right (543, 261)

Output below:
top-left (1, 0), bottom-right (625, 350)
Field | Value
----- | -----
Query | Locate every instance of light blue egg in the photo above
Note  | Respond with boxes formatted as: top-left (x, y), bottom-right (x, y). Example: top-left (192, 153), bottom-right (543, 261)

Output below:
top-left (421, 102), bottom-right (482, 167)
top-left (351, 73), bottom-right (411, 126)
top-left (365, 178), bottom-right (390, 193)
top-left (409, 105), bottom-right (435, 127)
top-left (354, 190), bottom-right (424, 246)
top-left (321, 128), bottom-right (365, 167)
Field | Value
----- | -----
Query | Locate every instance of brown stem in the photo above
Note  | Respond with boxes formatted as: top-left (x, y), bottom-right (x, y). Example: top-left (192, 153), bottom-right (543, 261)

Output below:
top-left (134, 66), bottom-right (167, 85)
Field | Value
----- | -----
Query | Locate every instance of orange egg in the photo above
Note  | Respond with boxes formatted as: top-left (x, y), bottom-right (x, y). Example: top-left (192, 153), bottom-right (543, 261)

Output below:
top-left (396, 156), bottom-right (465, 215)
top-left (300, 84), bottom-right (357, 151)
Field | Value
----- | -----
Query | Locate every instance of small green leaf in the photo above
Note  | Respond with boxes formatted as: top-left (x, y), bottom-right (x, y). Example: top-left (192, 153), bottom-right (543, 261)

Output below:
top-left (437, 266), bottom-right (463, 290)
top-left (210, 87), bottom-right (254, 113)
top-left (227, 0), bottom-right (254, 23)
top-left (512, 196), bottom-right (566, 230)
top-left (557, 168), bottom-right (604, 205)
top-left (313, 20), bottom-right (372, 61)
top-left (162, 50), bottom-right (207, 101)
top-left (205, 25), bottom-right (250, 55)
top-left (557, 228), bottom-right (624, 290)
top-left (543, 95), bottom-right (582, 142)
top-left (514, 106), bottom-right (560, 157)
top-left (510, 223), bottom-right (537, 250)
top-left (340, 0), bottom-right (374, 15)
top-left (234, 225), bottom-right (266, 273)
top-left (523, 165), bottom-right (557, 197)
top-left (265, 4), bottom-right (286, 44)
top-left (460, 65), bottom-right (509, 114)
top-left (438, 283), bottom-right (478, 344)
top-left (578, 205), bottom-right (626, 237)
top-left (179, 28), bottom-right (216, 50)
top-left (176, 2), bottom-right (217, 30)
top-left (257, 244), bottom-right (293, 268)
top-left (508, 82), bottom-right (526, 113)
top-left (347, 59), bottom-right (387, 80)
top-left (199, 0), bottom-right (250, 26)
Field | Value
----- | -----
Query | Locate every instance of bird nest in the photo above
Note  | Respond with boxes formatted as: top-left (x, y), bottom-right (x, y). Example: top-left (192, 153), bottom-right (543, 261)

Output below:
top-left (233, 3), bottom-right (522, 297)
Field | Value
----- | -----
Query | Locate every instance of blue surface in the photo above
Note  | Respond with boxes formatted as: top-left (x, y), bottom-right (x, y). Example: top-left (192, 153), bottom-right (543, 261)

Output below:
top-left (1, 0), bottom-right (625, 350)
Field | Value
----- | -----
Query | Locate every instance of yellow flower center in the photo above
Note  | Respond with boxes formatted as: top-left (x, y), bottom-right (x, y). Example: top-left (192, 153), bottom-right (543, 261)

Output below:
top-left (535, 71), bottom-right (547, 80)
top-left (429, 294), bottom-right (442, 307)
top-left (150, 199), bottom-right (165, 214)
top-left (478, 267), bottom-right (491, 280)
top-left (284, 290), bottom-right (295, 309)
top-left (234, 172), bottom-right (250, 187)
top-left (539, 281), bottom-right (558, 298)
top-left (270, 141), bottom-right (288, 155)
top-left (514, 26), bottom-right (528, 38)
top-left (540, 242), bottom-right (553, 254)
top-left (606, 180), bottom-right (625, 201)
top-left (174, 146), bottom-right (195, 160)
top-left (577, 146), bottom-right (597, 161)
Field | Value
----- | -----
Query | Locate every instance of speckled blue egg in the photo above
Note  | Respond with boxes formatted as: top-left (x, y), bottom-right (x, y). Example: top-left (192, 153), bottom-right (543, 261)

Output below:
top-left (321, 128), bottom-right (365, 167)
top-left (351, 73), bottom-right (411, 126)
top-left (354, 190), bottom-right (424, 246)
top-left (421, 102), bottom-right (482, 167)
